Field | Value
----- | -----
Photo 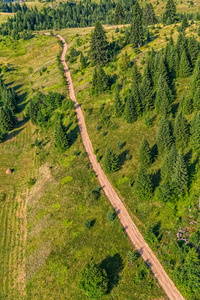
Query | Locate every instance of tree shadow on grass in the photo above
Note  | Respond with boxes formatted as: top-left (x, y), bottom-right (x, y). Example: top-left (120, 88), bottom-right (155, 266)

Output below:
top-left (99, 253), bottom-right (123, 294)
top-left (5, 127), bottom-right (25, 141)
top-left (118, 150), bottom-right (130, 167)
top-left (68, 125), bottom-right (79, 147)
top-left (151, 168), bottom-right (161, 191)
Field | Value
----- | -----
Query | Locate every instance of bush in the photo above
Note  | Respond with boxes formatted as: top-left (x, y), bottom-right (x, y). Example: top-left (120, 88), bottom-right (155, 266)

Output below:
top-left (107, 210), bottom-right (116, 222)
top-left (79, 263), bottom-right (108, 299)
top-left (126, 251), bottom-right (138, 265)
top-left (85, 219), bottom-right (92, 229)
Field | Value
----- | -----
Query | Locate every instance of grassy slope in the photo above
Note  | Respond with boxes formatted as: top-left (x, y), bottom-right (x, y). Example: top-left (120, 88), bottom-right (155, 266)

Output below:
top-left (59, 22), bottom-right (200, 298)
top-left (0, 34), bottom-right (165, 299)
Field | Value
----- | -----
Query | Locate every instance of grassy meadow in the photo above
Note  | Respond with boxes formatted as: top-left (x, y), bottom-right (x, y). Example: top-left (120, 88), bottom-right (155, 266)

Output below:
top-left (0, 32), bottom-right (165, 299)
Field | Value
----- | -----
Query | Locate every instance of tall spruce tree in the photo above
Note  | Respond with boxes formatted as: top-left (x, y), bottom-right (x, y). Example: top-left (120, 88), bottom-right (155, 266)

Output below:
top-left (92, 67), bottom-right (109, 94)
top-left (161, 144), bottom-right (177, 184)
top-left (190, 112), bottom-right (200, 154)
top-left (130, 2), bottom-right (144, 48)
top-left (139, 138), bottom-right (152, 168)
top-left (189, 58), bottom-right (200, 98)
top-left (80, 52), bottom-right (87, 69)
top-left (174, 110), bottom-right (189, 149)
top-left (114, 2), bottom-right (124, 24)
top-left (163, 0), bottom-right (176, 24)
top-left (3, 91), bottom-right (17, 113)
top-left (179, 50), bottom-right (191, 78)
top-left (90, 21), bottom-right (109, 66)
top-left (179, 93), bottom-right (193, 115)
top-left (0, 107), bottom-right (15, 131)
top-left (124, 95), bottom-right (136, 123)
top-left (132, 63), bottom-right (142, 84)
top-left (132, 81), bottom-right (142, 115)
top-left (140, 66), bottom-right (153, 111)
top-left (54, 118), bottom-right (69, 152)
top-left (188, 36), bottom-right (199, 68)
top-left (155, 76), bottom-right (173, 115)
top-left (172, 152), bottom-right (188, 194)
top-left (114, 86), bottom-right (123, 117)
top-left (193, 87), bottom-right (200, 111)
top-left (135, 166), bottom-right (153, 201)
top-left (103, 147), bottom-right (120, 173)
top-left (156, 118), bottom-right (173, 154)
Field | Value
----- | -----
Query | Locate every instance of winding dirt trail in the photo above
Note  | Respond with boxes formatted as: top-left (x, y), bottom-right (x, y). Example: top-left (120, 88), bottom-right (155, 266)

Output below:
top-left (55, 33), bottom-right (185, 300)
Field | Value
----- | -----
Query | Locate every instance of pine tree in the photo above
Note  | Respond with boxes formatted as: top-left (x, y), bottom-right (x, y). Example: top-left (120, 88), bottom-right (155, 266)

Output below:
top-left (92, 68), bottom-right (98, 94)
top-left (143, 3), bottom-right (157, 25)
top-left (131, 81), bottom-right (142, 115)
top-left (179, 93), bottom-right (193, 115)
top-left (114, 2), bottom-right (124, 24)
top-left (54, 118), bottom-right (69, 152)
top-left (130, 2), bottom-right (144, 48)
top-left (189, 58), bottom-right (200, 98)
top-left (135, 166), bottom-right (153, 201)
top-left (3, 90), bottom-right (17, 113)
top-left (181, 16), bottom-right (188, 30)
top-left (193, 87), bottom-right (200, 111)
top-left (188, 36), bottom-right (199, 69)
top-left (114, 86), bottom-right (123, 117)
top-left (172, 152), bottom-right (188, 194)
top-left (103, 147), bottom-right (120, 173)
top-left (155, 76), bottom-right (173, 115)
top-left (90, 21), bottom-right (109, 66)
top-left (190, 112), bottom-right (200, 154)
top-left (163, 0), bottom-right (176, 24)
top-left (124, 95), bottom-right (136, 123)
top-left (132, 63), bottom-right (142, 84)
top-left (161, 144), bottom-right (177, 184)
top-left (174, 111), bottom-right (189, 149)
top-left (92, 67), bottom-right (109, 94)
top-left (156, 118), bottom-right (173, 154)
top-left (0, 107), bottom-right (15, 131)
top-left (139, 138), bottom-right (152, 168)
top-left (179, 50), bottom-right (191, 78)
top-left (80, 52), bottom-right (87, 69)
top-left (140, 66), bottom-right (153, 111)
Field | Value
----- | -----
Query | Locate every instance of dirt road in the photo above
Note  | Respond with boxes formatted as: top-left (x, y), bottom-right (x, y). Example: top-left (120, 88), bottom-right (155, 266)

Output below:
top-left (56, 33), bottom-right (185, 300)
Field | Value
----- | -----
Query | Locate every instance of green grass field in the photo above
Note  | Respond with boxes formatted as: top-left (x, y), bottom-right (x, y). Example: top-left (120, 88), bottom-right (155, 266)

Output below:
top-left (0, 33), bottom-right (165, 299)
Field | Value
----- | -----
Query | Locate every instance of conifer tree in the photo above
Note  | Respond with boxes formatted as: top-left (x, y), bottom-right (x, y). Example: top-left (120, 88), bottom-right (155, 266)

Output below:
top-left (54, 118), bottom-right (69, 152)
top-left (139, 138), bottom-right (152, 168)
top-left (189, 58), bottom-right (200, 98)
top-left (172, 152), bottom-right (188, 194)
top-left (3, 91), bottom-right (17, 113)
top-left (155, 76), bottom-right (173, 115)
top-left (103, 147), bottom-right (120, 173)
top-left (161, 144), bottom-right (177, 184)
top-left (135, 166), bottom-right (153, 201)
top-left (132, 81), bottom-right (142, 115)
top-left (92, 67), bottom-right (109, 94)
top-left (193, 87), bottom-right (200, 111)
top-left (90, 21), bottom-right (109, 66)
top-left (181, 16), bottom-right (188, 30)
top-left (130, 2), bottom-right (144, 48)
top-left (174, 111), bottom-right (189, 149)
top-left (154, 56), bottom-right (169, 87)
top-left (188, 36), bottom-right (199, 68)
top-left (140, 66), bottom-right (153, 111)
top-left (80, 52), bottom-right (87, 69)
top-left (179, 50), bottom-right (191, 78)
top-left (190, 112), bottom-right (200, 154)
top-left (163, 0), bottom-right (176, 24)
top-left (143, 3), bottom-right (157, 25)
top-left (0, 129), bottom-right (4, 143)
top-left (114, 86), bottom-right (123, 117)
top-left (156, 118), bottom-right (173, 154)
top-left (124, 95), bottom-right (136, 123)
top-left (114, 2), bottom-right (124, 24)
top-left (179, 93), bottom-right (193, 115)
top-left (0, 107), bottom-right (15, 131)
top-left (132, 63), bottom-right (142, 84)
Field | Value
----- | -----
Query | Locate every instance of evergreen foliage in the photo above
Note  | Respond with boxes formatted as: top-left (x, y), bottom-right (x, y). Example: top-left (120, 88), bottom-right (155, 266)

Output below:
top-left (163, 0), bottom-right (176, 24)
top-left (79, 263), bottom-right (108, 299)
top-left (174, 111), bottom-right (189, 149)
top-left (156, 118), bottom-right (173, 154)
top-left (143, 3), bottom-right (157, 25)
top-left (0, 107), bottom-right (15, 131)
top-left (161, 144), bottom-right (177, 184)
top-left (114, 3), bottom-right (124, 24)
top-left (103, 147), bottom-right (120, 173)
top-left (126, 251), bottom-right (137, 265)
top-left (193, 87), bottom-right (200, 111)
top-left (190, 112), bottom-right (200, 154)
top-left (124, 95), bottom-right (136, 123)
top-left (179, 50), bottom-right (191, 78)
top-left (92, 67), bottom-right (109, 94)
top-left (131, 82), bottom-right (142, 115)
top-left (80, 53), bottom-right (87, 69)
top-left (130, 2), bottom-right (144, 48)
top-left (139, 138), bottom-right (152, 168)
top-left (172, 152), bottom-right (188, 193)
top-left (132, 63), bottom-right (142, 84)
top-left (189, 58), bottom-right (200, 98)
top-left (90, 22), bottom-right (109, 66)
top-left (135, 166), bottom-right (153, 201)
top-left (54, 118), bottom-right (69, 152)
